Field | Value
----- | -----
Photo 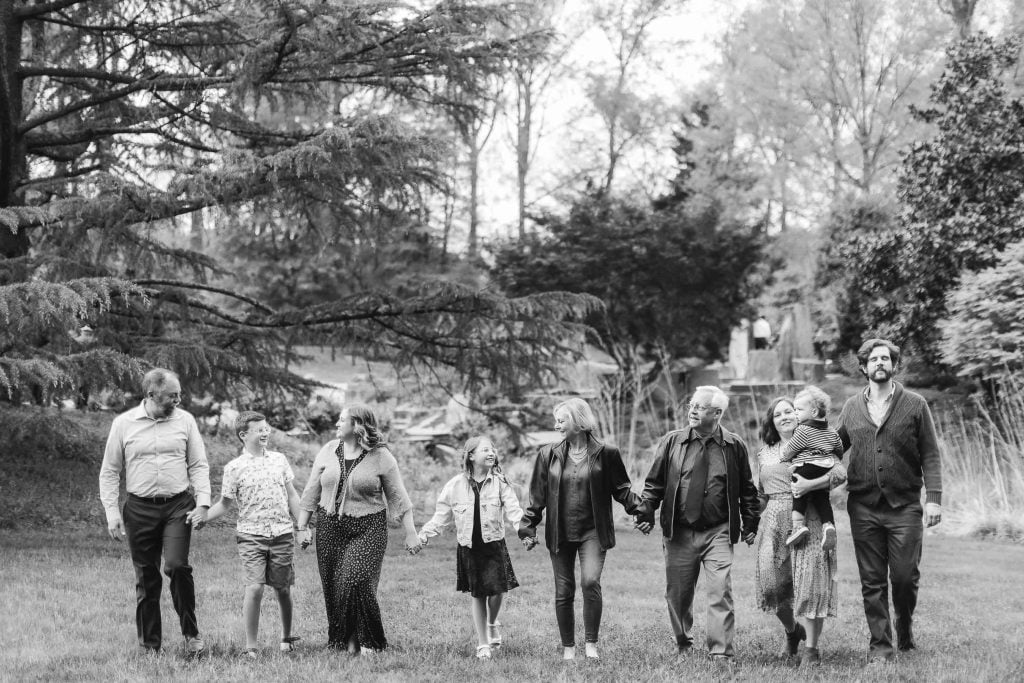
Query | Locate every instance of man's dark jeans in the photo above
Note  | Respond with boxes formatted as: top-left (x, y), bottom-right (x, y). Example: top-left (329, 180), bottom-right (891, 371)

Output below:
top-left (549, 530), bottom-right (607, 646)
top-left (848, 494), bottom-right (923, 658)
top-left (123, 492), bottom-right (199, 649)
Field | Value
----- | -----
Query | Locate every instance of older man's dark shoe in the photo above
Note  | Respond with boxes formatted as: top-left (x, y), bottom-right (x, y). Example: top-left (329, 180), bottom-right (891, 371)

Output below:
top-left (896, 624), bottom-right (916, 651)
top-left (784, 623), bottom-right (806, 657)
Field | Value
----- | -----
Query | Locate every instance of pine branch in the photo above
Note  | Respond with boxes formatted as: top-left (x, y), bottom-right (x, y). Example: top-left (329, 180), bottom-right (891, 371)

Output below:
top-left (14, 0), bottom-right (90, 20)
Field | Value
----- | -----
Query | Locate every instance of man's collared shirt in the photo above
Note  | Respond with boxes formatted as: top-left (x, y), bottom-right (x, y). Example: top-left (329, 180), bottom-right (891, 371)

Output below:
top-left (863, 383), bottom-right (895, 427)
top-left (676, 427), bottom-right (728, 527)
top-left (221, 449), bottom-right (296, 538)
top-left (98, 403), bottom-right (211, 523)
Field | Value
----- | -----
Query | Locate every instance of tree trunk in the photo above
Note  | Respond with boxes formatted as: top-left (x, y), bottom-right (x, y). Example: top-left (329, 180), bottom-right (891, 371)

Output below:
top-left (190, 209), bottom-right (204, 251)
top-left (946, 0), bottom-right (977, 39)
top-left (468, 141), bottom-right (479, 260)
top-left (515, 73), bottom-right (532, 241)
top-left (0, 0), bottom-right (31, 259)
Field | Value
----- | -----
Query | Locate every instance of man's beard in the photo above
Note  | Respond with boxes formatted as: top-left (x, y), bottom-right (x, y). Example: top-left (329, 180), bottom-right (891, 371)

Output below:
top-left (870, 368), bottom-right (892, 383)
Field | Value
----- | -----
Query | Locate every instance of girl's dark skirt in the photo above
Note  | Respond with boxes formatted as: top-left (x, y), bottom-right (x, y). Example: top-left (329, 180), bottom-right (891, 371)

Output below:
top-left (315, 508), bottom-right (389, 649)
top-left (456, 538), bottom-right (519, 598)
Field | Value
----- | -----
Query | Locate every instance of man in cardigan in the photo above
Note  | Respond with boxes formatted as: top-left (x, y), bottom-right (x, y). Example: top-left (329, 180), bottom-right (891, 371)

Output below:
top-left (836, 339), bottom-right (942, 667)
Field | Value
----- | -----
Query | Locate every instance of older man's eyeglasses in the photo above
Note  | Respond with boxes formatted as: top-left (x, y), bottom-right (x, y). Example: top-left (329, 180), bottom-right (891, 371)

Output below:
top-left (687, 402), bottom-right (714, 413)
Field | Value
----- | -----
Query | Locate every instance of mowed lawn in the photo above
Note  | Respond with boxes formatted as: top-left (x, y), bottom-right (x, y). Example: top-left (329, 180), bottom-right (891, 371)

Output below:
top-left (2, 522), bottom-right (1022, 682)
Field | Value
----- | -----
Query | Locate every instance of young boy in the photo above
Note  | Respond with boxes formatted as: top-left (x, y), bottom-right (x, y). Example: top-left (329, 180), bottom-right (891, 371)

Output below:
top-left (782, 386), bottom-right (844, 551)
top-left (206, 411), bottom-right (306, 657)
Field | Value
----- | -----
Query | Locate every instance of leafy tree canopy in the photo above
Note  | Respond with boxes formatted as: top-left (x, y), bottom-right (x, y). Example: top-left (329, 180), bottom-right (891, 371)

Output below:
top-left (491, 190), bottom-right (766, 370)
top-left (0, 0), bottom-right (596, 406)
top-left (826, 34), bottom-right (1024, 364)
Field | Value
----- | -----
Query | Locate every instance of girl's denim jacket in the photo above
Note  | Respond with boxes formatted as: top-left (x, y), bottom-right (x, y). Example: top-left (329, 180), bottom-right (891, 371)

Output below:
top-left (419, 471), bottom-right (524, 547)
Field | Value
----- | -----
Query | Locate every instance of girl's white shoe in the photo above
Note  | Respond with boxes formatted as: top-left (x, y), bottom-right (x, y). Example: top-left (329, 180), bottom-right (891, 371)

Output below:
top-left (585, 642), bottom-right (599, 659)
top-left (563, 646), bottom-right (576, 660)
top-left (476, 644), bottom-right (492, 659)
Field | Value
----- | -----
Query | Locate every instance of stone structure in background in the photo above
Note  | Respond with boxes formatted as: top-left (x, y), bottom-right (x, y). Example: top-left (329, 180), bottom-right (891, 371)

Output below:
top-left (684, 366), bottom-right (722, 397)
top-left (727, 318), bottom-right (751, 380)
top-left (792, 357), bottom-right (827, 383)
top-left (776, 303), bottom-right (818, 381)
top-left (747, 350), bottom-right (782, 383)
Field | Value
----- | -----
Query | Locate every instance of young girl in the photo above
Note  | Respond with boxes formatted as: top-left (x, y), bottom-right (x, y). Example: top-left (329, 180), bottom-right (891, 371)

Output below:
top-left (418, 436), bottom-right (524, 659)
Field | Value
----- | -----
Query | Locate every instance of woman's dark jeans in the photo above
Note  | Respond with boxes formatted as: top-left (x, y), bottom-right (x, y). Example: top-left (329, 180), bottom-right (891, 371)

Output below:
top-left (549, 530), bottom-right (607, 646)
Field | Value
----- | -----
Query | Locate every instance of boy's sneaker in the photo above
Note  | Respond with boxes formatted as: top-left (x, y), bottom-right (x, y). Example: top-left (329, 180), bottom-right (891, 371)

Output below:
top-left (821, 523), bottom-right (837, 551)
top-left (785, 526), bottom-right (809, 547)
top-left (280, 636), bottom-right (301, 653)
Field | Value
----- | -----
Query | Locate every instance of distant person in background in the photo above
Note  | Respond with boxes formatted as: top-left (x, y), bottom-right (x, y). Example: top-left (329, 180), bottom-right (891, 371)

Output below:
top-left (754, 397), bottom-right (847, 667)
top-left (635, 386), bottom-right (760, 665)
top-left (837, 338), bottom-right (942, 670)
top-left (753, 315), bottom-right (772, 350)
top-left (296, 404), bottom-right (421, 654)
top-left (205, 411), bottom-right (304, 658)
top-left (98, 368), bottom-right (210, 656)
top-left (518, 398), bottom-right (644, 661)
top-left (418, 435), bottom-right (524, 660)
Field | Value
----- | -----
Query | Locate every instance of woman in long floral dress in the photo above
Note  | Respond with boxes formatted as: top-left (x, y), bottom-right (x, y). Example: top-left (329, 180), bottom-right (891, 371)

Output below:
top-left (754, 396), bottom-right (847, 666)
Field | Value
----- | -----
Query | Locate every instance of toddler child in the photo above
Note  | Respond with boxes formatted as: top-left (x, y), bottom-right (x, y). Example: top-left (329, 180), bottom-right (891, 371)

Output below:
top-left (782, 386), bottom-right (844, 551)
top-left (206, 411), bottom-right (306, 658)
top-left (418, 436), bottom-right (524, 660)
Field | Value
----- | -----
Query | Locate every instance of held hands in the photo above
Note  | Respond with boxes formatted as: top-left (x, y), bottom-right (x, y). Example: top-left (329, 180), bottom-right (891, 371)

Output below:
top-left (297, 528), bottom-right (313, 550)
top-left (633, 516), bottom-right (653, 535)
top-left (185, 506), bottom-right (209, 530)
top-left (925, 502), bottom-right (942, 527)
top-left (405, 531), bottom-right (422, 556)
top-left (521, 536), bottom-right (538, 551)
top-left (742, 531), bottom-right (757, 546)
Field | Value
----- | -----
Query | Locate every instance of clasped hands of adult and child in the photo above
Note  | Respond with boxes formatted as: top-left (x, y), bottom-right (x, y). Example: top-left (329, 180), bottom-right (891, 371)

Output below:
top-left (294, 530), bottom-right (423, 555)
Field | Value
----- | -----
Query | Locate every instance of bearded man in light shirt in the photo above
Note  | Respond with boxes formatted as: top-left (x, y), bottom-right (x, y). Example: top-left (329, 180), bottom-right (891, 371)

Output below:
top-left (98, 368), bottom-right (211, 656)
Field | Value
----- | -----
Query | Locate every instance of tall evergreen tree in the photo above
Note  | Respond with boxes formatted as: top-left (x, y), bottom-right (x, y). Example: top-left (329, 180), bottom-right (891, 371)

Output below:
top-left (0, 0), bottom-right (596, 405)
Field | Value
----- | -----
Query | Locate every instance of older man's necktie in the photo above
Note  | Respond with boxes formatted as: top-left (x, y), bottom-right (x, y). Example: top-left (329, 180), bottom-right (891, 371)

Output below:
top-left (684, 439), bottom-right (709, 525)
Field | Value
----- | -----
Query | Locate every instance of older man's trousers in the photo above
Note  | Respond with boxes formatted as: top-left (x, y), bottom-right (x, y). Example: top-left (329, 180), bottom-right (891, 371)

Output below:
top-left (663, 522), bottom-right (735, 657)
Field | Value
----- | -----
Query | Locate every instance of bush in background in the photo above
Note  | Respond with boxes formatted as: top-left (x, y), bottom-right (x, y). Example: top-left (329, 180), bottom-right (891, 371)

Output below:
top-left (939, 239), bottom-right (1024, 382)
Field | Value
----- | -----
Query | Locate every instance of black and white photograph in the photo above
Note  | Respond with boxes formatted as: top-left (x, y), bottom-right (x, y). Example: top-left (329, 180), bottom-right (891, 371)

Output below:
top-left (1, 0), bottom-right (1023, 680)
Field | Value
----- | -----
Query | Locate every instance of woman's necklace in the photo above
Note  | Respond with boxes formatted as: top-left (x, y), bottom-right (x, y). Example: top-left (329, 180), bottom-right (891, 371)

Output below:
top-left (568, 440), bottom-right (587, 462)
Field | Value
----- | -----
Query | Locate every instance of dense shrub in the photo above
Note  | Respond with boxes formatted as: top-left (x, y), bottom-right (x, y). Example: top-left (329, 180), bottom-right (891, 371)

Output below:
top-left (939, 239), bottom-right (1024, 381)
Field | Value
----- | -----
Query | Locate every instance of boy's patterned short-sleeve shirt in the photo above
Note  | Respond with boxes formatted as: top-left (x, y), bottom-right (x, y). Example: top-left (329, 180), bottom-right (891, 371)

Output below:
top-left (221, 450), bottom-right (295, 538)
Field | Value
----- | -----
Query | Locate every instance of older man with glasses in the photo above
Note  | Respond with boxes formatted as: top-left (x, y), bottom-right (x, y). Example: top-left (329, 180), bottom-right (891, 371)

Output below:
top-left (636, 385), bottom-right (760, 665)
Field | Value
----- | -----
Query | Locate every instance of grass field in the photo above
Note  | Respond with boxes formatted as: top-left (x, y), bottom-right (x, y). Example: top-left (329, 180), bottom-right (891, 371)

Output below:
top-left (2, 521), bottom-right (1023, 682)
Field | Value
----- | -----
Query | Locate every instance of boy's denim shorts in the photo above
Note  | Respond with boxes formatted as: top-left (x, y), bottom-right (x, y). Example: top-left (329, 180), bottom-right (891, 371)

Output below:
top-left (236, 531), bottom-right (295, 588)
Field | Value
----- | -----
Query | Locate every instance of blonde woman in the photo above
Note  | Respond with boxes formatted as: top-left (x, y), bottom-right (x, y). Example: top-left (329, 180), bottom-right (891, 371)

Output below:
top-left (296, 404), bottom-right (420, 654)
top-left (519, 398), bottom-right (643, 661)
top-left (418, 435), bottom-right (523, 659)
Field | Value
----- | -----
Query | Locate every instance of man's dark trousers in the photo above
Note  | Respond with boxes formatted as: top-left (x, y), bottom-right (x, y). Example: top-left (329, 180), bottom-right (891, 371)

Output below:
top-left (848, 494), bottom-right (923, 659)
top-left (123, 491), bottom-right (199, 649)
